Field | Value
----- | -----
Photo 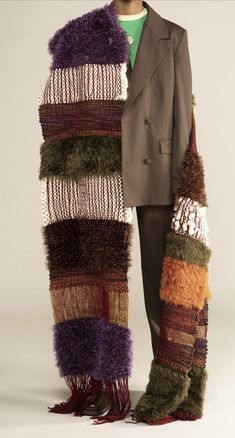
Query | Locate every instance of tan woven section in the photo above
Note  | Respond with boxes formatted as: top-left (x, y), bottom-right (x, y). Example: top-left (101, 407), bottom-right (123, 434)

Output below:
top-left (38, 63), bottom-right (128, 105)
top-left (164, 327), bottom-right (196, 346)
top-left (172, 196), bottom-right (210, 245)
top-left (50, 283), bottom-right (129, 327)
top-left (41, 174), bottom-right (133, 225)
top-left (196, 324), bottom-right (207, 339)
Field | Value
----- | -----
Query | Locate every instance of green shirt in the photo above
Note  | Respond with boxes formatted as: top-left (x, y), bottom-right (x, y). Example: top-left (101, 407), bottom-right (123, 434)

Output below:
top-left (118, 7), bottom-right (148, 68)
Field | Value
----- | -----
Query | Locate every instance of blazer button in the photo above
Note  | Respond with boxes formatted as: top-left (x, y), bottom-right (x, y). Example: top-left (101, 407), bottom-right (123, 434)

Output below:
top-left (144, 117), bottom-right (152, 125)
top-left (144, 157), bottom-right (152, 164)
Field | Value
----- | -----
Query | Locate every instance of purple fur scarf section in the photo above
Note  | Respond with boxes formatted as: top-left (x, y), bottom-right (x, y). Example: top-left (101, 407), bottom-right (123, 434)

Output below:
top-left (47, 2), bottom-right (129, 69)
top-left (52, 317), bottom-right (133, 380)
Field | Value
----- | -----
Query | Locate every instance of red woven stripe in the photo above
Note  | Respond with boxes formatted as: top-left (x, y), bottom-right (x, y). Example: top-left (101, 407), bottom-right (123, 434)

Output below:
top-left (39, 100), bottom-right (124, 141)
top-left (155, 303), bottom-right (199, 372)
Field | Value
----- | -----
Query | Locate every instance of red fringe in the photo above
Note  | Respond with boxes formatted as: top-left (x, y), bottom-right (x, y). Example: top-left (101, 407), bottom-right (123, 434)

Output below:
top-left (173, 409), bottom-right (199, 421)
top-left (91, 377), bottom-right (131, 424)
top-left (142, 415), bottom-right (178, 425)
top-left (127, 409), bottom-right (178, 425)
top-left (127, 408), bottom-right (199, 424)
top-left (48, 374), bottom-right (101, 414)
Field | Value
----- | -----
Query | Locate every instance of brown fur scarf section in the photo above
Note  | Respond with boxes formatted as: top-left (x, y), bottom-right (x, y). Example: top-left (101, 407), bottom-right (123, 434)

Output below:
top-left (42, 218), bottom-right (134, 275)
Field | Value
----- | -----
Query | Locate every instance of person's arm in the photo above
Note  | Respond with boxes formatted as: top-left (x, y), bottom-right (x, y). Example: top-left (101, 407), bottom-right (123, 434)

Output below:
top-left (171, 28), bottom-right (192, 197)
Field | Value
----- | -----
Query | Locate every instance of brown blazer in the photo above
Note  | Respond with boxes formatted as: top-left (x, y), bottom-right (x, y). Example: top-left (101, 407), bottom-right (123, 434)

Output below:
top-left (119, 0), bottom-right (193, 207)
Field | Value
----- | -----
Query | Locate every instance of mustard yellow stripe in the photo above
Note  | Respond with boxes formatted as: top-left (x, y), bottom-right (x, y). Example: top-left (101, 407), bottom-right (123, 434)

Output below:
top-left (50, 284), bottom-right (128, 327)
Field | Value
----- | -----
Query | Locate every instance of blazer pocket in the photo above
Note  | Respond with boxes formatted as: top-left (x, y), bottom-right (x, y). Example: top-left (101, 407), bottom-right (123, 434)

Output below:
top-left (159, 139), bottom-right (173, 154)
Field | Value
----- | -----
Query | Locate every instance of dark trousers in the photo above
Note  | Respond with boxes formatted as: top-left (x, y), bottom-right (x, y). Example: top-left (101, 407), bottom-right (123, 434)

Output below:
top-left (133, 204), bottom-right (174, 357)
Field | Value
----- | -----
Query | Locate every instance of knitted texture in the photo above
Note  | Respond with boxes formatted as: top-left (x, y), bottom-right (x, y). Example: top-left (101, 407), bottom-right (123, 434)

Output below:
top-left (131, 99), bottom-right (213, 424)
top-left (38, 63), bottom-right (128, 105)
top-left (38, 1), bottom-right (213, 425)
top-left (40, 174), bottom-right (132, 225)
top-left (38, 1), bottom-right (134, 424)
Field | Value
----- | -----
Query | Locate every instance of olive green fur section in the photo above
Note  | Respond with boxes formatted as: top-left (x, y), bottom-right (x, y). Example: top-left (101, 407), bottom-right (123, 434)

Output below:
top-left (165, 231), bottom-right (211, 268)
top-left (39, 135), bottom-right (122, 180)
top-left (134, 360), bottom-right (191, 421)
top-left (174, 365), bottom-right (208, 418)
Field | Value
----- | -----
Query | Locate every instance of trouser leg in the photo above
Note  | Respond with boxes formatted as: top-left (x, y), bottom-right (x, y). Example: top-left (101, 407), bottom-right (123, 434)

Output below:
top-left (136, 204), bottom-right (174, 357)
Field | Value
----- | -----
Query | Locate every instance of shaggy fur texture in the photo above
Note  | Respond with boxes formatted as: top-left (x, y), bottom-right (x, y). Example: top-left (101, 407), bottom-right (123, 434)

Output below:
top-left (39, 135), bottom-right (122, 180)
top-left (42, 218), bottom-right (134, 274)
top-left (130, 101), bottom-right (212, 425)
top-left (133, 360), bottom-right (191, 421)
top-left (177, 148), bottom-right (208, 207)
top-left (160, 256), bottom-right (209, 310)
top-left (165, 231), bottom-right (211, 268)
top-left (47, 2), bottom-right (129, 69)
top-left (173, 365), bottom-right (208, 418)
top-left (52, 316), bottom-right (132, 379)
top-left (174, 97), bottom-right (208, 206)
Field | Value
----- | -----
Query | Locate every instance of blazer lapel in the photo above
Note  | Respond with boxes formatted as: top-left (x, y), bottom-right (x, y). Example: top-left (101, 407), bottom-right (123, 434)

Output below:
top-left (114, 0), bottom-right (172, 115)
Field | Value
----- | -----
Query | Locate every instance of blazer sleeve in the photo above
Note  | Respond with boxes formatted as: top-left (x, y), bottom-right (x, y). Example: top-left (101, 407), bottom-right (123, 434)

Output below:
top-left (171, 28), bottom-right (192, 195)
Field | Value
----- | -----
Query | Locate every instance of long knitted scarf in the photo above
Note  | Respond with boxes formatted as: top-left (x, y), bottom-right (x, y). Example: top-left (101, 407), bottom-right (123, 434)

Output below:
top-left (130, 96), bottom-right (213, 425)
top-left (38, 1), bottom-right (212, 425)
top-left (38, 2), bottom-right (134, 424)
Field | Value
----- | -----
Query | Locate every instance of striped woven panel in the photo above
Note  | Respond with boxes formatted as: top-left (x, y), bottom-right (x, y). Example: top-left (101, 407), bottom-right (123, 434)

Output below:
top-left (132, 107), bottom-right (213, 423)
top-left (160, 113), bottom-right (212, 304)
top-left (38, 63), bottom-right (127, 141)
top-left (156, 302), bottom-right (199, 373)
top-left (156, 110), bottom-right (212, 371)
top-left (38, 3), bottom-right (133, 422)
top-left (171, 297), bottom-right (209, 421)
top-left (192, 299), bottom-right (208, 368)
top-left (49, 269), bottom-right (129, 327)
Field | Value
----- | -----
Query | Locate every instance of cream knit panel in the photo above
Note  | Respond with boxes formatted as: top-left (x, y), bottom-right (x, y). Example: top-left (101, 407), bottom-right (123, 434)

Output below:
top-left (41, 172), bottom-right (133, 225)
top-left (171, 196), bottom-right (210, 246)
top-left (38, 63), bottom-right (128, 105)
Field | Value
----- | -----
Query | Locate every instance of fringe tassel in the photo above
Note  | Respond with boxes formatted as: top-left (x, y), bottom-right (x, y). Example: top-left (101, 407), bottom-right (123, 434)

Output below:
top-left (127, 409), bottom-right (178, 425)
top-left (173, 409), bottom-right (198, 421)
top-left (48, 373), bottom-right (101, 414)
top-left (91, 377), bottom-right (131, 424)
